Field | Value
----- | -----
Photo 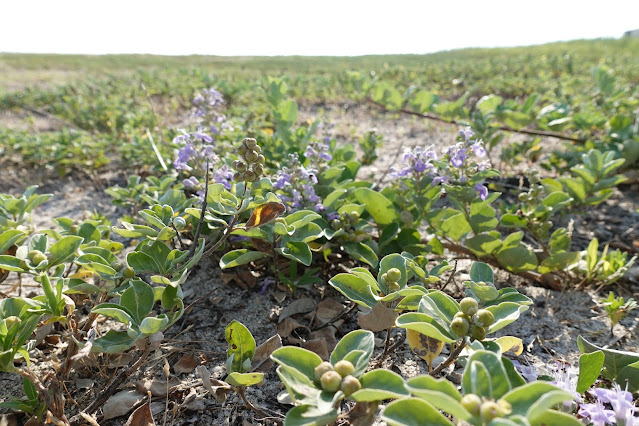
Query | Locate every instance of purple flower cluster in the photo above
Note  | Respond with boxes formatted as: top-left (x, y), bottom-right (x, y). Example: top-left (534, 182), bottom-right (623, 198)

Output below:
top-left (173, 129), bottom-right (218, 173)
top-left (511, 360), bottom-right (538, 382)
top-left (192, 88), bottom-right (224, 118)
top-left (548, 360), bottom-right (581, 410)
top-left (274, 153), bottom-right (323, 212)
top-left (305, 142), bottom-right (332, 164)
top-left (580, 384), bottom-right (638, 426)
top-left (390, 127), bottom-right (492, 201)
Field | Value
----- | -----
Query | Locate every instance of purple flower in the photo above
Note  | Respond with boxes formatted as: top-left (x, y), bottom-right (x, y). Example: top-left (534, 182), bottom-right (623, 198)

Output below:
top-left (213, 165), bottom-right (234, 189)
top-left (471, 142), bottom-right (486, 158)
top-left (591, 384), bottom-right (637, 425)
top-left (474, 183), bottom-right (488, 201)
top-left (432, 175), bottom-right (449, 185)
top-left (511, 360), bottom-right (538, 382)
top-left (459, 127), bottom-right (474, 142)
top-left (579, 402), bottom-right (616, 426)
top-left (450, 148), bottom-right (468, 168)
top-left (327, 211), bottom-right (340, 221)
top-left (183, 176), bottom-right (199, 188)
top-left (549, 360), bottom-right (581, 410)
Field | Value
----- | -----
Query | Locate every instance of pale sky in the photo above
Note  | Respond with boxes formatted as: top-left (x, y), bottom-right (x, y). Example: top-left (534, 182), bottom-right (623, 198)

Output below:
top-left (2, 1), bottom-right (638, 56)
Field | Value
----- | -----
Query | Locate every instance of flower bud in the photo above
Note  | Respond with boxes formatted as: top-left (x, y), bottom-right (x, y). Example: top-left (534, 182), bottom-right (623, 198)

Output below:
top-left (476, 309), bottom-right (494, 327)
top-left (234, 161), bottom-right (247, 172)
top-left (340, 375), bottom-right (361, 397)
top-left (349, 211), bottom-right (360, 221)
top-left (320, 371), bottom-right (342, 392)
top-left (470, 324), bottom-right (486, 341)
top-left (243, 138), bottom-right (258, 149)
top-left (334, 360), bottom-right (355, 378)
top-left (253, 145), bottom-right (262, 154)
top-left (480, 400), bottom-right (500, 422)
top-left (245, 170), bottom-right (257, 182)
top-left (237, 145), bottom-right (247, 156)
top-left (460, 297), bottom-right (479, 316)
top-left (245, 150), bottom-right (259, 163)
top-left (123, 266), bottom-right (136, 278)
top-left (451, 317), bottom-right (470, 337)
top-left (28, 250), bottom-right (47, 265)
top-left (314, 361), bottom-right (334, 382)
top-left (111, 260), bottom-right (124, 272)
top-left (257, 154), bottom-right (265, 164)
top-left (233, 172), bottom-right (244, 182)
top-left (69, 224), bottom-right (79, 234)
top-left (4, 316), bottom-right (21, 330)
top-left (386, 268), bottom-right (401, 283)
top-left (461, 394), bottom-right (482, 416)
top-left (252, 164), bottom-right (264, 176)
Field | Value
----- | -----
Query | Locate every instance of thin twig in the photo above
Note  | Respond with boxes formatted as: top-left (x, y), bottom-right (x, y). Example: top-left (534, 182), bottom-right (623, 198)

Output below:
top-left (312, 302), bottom-right (357, 331)
top-left (430, 339), bottom-right (467, 377)
top-left (367, 98), bottom-right (589, 143)
top-left (188, 160), bottom-right (210, 260)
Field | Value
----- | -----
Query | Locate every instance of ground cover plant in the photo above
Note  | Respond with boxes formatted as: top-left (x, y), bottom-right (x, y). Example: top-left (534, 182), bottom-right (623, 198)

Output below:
top-left (0, 38), bottom-right (638, 425)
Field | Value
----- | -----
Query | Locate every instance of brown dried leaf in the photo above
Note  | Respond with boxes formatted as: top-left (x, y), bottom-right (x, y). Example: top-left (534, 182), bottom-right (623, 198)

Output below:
top-left (315, 299), bottom-right (345, 326)
top-left (357, 303), bottom-right (398, 332)
top-left (251, 335), bottom-right (283, 373)
top-left (303, 339), bottom-right (329, 361)
top-left (135, 377), bottom-right (179, 397)
top-left (173, 353), bottom-right (199, 375)
top-left (103, 390), bottom-right (144, 421)
top-left (195, 366), bottom-right (232, 403)
top-left (245, 202), bottom-right (286, 229)
top-left (277, 317), bottom-right (307, 338)
top-left (308, 327), bottom-right (337, 352)
top-left (271, 290), bottom-right (287, 303)
top-left (347, 401), bottom-right (380, 426)
top-left (124, 393), bottom-right (155, 426)
top-left (279, 298), bottom-right (316, 323)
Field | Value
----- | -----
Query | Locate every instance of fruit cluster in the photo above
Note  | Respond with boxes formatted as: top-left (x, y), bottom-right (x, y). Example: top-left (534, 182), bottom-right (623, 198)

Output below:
top-left (381, 267), bottom-right (402, 293)
top-left (232, 138), bottom-right (265, 183)
top-left (314, 360), bottom-right (361, 397)
top-left (451, 297), bottom-right (494, 341)
top-left (329, 211), bottom-right (361, 242)
top-left (461, 393), bottom-right (512, 422)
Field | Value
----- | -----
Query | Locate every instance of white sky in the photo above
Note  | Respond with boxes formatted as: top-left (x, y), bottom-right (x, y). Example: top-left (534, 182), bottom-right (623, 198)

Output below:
top-left (1, 1), bottom-right (638, 56)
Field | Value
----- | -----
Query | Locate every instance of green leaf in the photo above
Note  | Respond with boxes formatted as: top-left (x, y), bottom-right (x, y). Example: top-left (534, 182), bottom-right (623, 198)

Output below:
top-left (395, 312), bottom-right (456, 343)
top-left (405, 375), bottom-right (469, 420)
top-left (47, 236), bottom-right (83, 267)
top-left (462, 350), bottom-right (511, 399)
top-left (0, 255), bottom-right (25, 272)
top-left (219, 249), bottom-right (268, 269)
top-left (351, 369), bottom-right (409, 401)
top-left (464, 280), bottom-right (499, 302)
top-left (351, 188), bottom-right (398, 226)
top-left (328, 273), bottom-right (377, 308)
top-left (284, 404), bottom-right (338, 426)
top-left (538, 252), bottom-right (580, 274)
top-left (578, 335), bottom-right (639, 389)
top-left (226, 372), bottom-right (264, 387)
top-left (342, 242), bottom-right (378, 268)
top-left (138, 315), bottom-right (170, 335)
top-left (120, 280), bottom-right (154, 325)
top-left (381, 398), bottom-right (453, 426)
top-left (500, 213), bottom-right (527, 228)
top-left (0, 230), bottom-right (24, 254)
top-left (271, 346), bottom-right (323, 381)
top-left (91, 330), bottom-right (139, 353)
top-left (469, 202), bottom-right (498, 233)
top-left (410, 90), bottom-right (438, 114)
top-left (469, 262), bottom-right (494, 283)
top-left (91, 303), bottom-right (134, 325)
top-left (127, 251), bottom-right (162, 275)
top-left (530, 409), bottom-right (583, 426)
top-left (486, 302), bottom-right (530, 333)
top-left (477, 94), bottom-right (503, 115)
top-left (496, 244), bottom-right (538, 272)
top-left (617, 360), bottom-right (639, 392)
top-left (277, 241), bottom-right (312, 266)
top-left (466, 232), bottom-right (503, 256)
top-left (225, 320), bottom-right (256, 374)
top-left (502, 382), bottom-right (572, 418)
top-left (330, 330), bottom-right (374, 377)
top-left (440, 212), bottom-right (471, 242)
top-left (576, 351), bottom-right (604, 394)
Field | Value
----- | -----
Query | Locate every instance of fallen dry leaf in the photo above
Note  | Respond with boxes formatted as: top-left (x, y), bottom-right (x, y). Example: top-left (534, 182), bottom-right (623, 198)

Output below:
top-left (251, 334), bottom-right (282, 373)
top-left (308, 327), bottom-right (337, 352)
top-left (124, 392), bottom-right (155, 426)
top-left (173, 353), bottom-right (199, 375)
top-left (314, 298), bottom-right (345, 326)
top-left (277, 317), bottom-right (307, 338)
top-left (102, 390), bottom-right (144, 421)
top-left (357, 303), bottom-right (398, 332)
top-left (279, 298), bottom-right (316, 322)
top-left (196, 365), bottom-right (233, 403)
top-left (303, 339), bottom-right (329, 360)
top-left (135, 377), bottom-right (180, 397)
top-left (347, 401), bottom-right (380, 426)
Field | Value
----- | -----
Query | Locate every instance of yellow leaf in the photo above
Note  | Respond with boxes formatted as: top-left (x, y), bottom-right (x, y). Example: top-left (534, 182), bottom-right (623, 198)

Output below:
top-left (406, 329), bottom-right (444, 365)
top-left (70, 270), bottom-right (95, 279)
top-left (494, 336), bottom-right (524, 355)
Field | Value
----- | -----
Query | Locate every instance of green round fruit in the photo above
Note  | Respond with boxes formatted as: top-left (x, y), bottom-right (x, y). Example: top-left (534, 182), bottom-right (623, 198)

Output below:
top-left (245, 171), bottom-right (257, 182)
top-left (349, 211), bottom-right (360, 221)
top-left (386, 268), bottom-right (401, 283)
top-left (233, 172), bottom-right (244, 182)
top-left (460, 297), bottom-right (479, 316)
top-left (388, 281), bottom-right (400, 293)
top-left (497, 399), bottom-right (512, 416)
top-left (334, 360), bottom-right (355, 378)
top-left (257, 154), bottom-right (265, 164)
top-left (381, 273), bottom-right (389, 283)
top-left (69, 224), bottom-right (79, 234)
top-left (460, 394), bottom-right (482, 416)
top-left (28, 250), bottom-right (47, 265)
top-left (237, 145), bottom-right (247, 156)
top-left (480, 400), bottom-right (500, 422)
top-left (340, 375), bottom-right (361, 397)
top-left (451, 317), bottom-right (470, 337)
top-left (470, 325), bottom-right (486, 341)
top-left (320, 371), bottom-right (342, 392)
top-left (243, 138), bottom-right (258, 149)
top-left (314, 361), bottom-right (334, 382)
top-left (244, 150), bottom-right (259, 163)
top-left (235, 161), bottom-right (247, 172)
top-left (476, 309), bottom-right (495, 327)
top-left (123, 266), bottom-right (136, 279)
top-left (252, 164), bottom-right (264, 176)
top-left (454, 312), bottom-right (471, 321)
